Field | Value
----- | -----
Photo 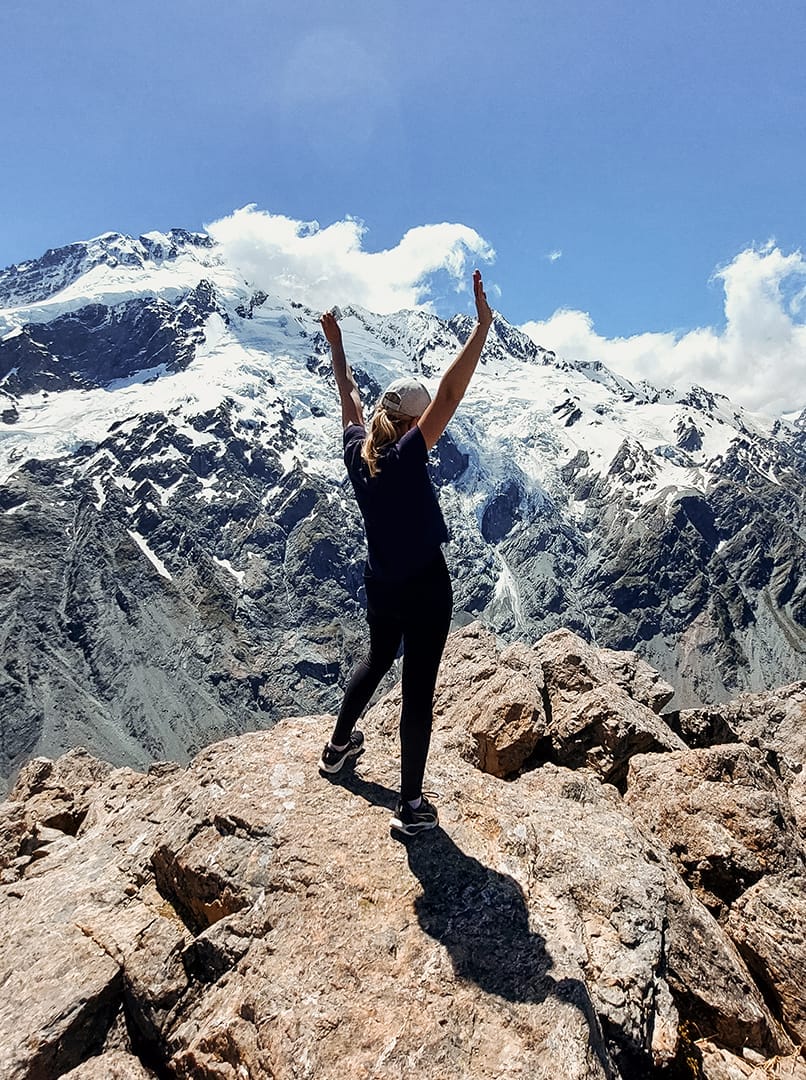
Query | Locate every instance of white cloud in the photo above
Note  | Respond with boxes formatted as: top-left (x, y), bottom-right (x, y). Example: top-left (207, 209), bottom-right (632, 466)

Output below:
top-left (206, 206), bottom-right (494, 315)
top-left (521, 242), bottom-right (806, 416)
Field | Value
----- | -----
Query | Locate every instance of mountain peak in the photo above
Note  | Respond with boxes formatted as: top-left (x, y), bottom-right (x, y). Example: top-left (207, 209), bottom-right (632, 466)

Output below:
top-left (0, 228), bottom-right (216, 311)
top-left (0, 225), bottom-right (804, 797)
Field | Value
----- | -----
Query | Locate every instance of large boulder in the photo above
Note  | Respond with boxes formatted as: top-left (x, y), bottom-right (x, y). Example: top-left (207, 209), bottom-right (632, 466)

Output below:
top-left (624, 744), bottom-right (805, 915)
top-left (726, 873), bottom-right (806, 1045)
top-left (676, 683), bottom-right (806, 777)
top-left (460, 640), bottom-right (547, 778)
top-left (535, 628), bottom-right (686, 785)
top-left (367, 623), bottom-right (548, 778)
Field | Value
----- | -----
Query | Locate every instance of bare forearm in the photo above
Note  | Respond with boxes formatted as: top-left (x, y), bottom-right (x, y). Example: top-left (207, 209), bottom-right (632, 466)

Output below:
top-left (331, 342), bottom-right (358, 395)
top-left (416, 269), bottom-right (492, 450)
top-left (330, 338), bottom-right (347, 378)
top-left (439, 321), bottom-right (491, 402)
top-left (330, 342), bottom-right (363, 427)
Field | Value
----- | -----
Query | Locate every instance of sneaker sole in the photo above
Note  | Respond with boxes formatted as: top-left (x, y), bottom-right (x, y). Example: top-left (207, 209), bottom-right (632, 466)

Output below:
top-left (389, 815), bottom-right (438, 835)
top-left (318, 747), bottom-right (364, 774)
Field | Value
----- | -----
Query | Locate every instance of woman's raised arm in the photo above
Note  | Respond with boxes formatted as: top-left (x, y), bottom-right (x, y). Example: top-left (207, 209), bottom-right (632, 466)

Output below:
top-left (417, 270), bottom-right (493, 451)
top-left (321, 312), bottom-right (364, 429)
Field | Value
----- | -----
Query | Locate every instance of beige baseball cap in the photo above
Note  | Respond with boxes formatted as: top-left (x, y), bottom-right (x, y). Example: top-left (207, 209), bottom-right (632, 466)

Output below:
top-left (380, 378), bottom-right (431, 418)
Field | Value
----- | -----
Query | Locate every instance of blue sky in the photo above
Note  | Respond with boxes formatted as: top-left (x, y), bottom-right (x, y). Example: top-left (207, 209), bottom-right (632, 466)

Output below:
top-left (2, 1), bottom-right (806, 412)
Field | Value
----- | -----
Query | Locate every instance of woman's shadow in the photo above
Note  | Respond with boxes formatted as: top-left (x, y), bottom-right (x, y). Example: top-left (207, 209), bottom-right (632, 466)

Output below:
top-left (330, 768), bottom-right (616, 1076)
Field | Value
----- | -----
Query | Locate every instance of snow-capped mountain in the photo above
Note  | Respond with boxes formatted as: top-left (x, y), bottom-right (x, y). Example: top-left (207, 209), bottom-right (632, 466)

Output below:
top-left (1, 228), bottom-right (804, 788)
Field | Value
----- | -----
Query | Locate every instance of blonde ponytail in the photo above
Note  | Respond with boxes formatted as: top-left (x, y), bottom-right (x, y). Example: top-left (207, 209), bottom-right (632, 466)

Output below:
top-left (361, 406), bottom-right (411, 477)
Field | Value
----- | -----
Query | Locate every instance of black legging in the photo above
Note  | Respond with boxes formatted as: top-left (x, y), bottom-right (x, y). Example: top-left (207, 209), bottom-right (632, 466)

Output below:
top-left (332, 551), bottom-right (453, 801)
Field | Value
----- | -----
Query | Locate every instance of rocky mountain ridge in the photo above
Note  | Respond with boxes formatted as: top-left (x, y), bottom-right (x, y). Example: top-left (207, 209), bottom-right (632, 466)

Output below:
top-left (0, 229), bottom-right (215, 311)
top-left (1, 227), bottom-right (804, 791)
top-left (1, 625), bottom-right (805, 1079)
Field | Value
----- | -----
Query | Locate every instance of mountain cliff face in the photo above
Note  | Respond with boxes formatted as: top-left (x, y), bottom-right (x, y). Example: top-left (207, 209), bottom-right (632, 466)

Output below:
top-left (1, 228), bottom-right (804, 788)
top-left (1, 627), bottom-right (805, 1079)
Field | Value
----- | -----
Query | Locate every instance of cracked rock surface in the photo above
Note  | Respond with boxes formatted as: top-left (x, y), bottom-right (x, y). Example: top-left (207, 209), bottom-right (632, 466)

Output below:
top-left (1, 628), bottom-right (805, 1079)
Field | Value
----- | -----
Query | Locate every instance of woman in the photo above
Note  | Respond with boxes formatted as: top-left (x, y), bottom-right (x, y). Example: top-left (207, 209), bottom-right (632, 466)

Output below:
top-left (318, 270), bottom-right (493, 835)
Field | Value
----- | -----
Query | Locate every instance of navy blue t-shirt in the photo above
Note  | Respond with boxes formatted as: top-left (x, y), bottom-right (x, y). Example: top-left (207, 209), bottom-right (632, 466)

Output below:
top-left (343, 423), bottom-right (449, 581)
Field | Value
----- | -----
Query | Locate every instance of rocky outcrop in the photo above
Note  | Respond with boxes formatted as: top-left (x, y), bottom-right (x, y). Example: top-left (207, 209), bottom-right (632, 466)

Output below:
top-left (2, 629), bottom-right (805, 1079)
top-left (680, 684), bottom-right (806, 780)
top-left (726, 874), bottom-right (806, 1045)
top-left (368, 624), bottom-right (686, 786)
top-left (535, 628), bottom-right (686, 785)
top-left (624, 744), bottom-right (804, 915)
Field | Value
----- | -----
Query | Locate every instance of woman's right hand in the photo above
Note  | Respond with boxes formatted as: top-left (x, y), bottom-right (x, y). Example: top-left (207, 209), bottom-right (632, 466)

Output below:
top-left (474, 269), bottom-right (493, 329)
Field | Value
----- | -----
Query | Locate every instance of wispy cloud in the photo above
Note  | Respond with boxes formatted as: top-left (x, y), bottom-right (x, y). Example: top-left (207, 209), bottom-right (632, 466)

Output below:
top-left (206, 206), bottom-right (495, 314)
top-left (275, 29), bottom-right (392, 155)
top-left (205, 209), bottom-right (804, 415)
top-left (521, 243), bottom-right (806, 416)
